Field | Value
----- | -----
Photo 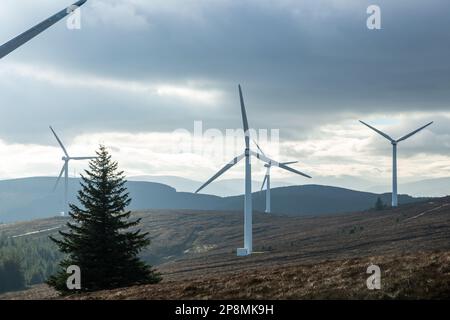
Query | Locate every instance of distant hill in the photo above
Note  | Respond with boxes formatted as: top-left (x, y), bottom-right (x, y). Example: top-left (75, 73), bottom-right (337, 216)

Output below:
top-left (222, 185), bottom-right (423, 216)
top-left (367, 177), bottom-right (450, 197)
top-left (0, 177), bottom-right (424, 223)
top-left (130, 174), bottom-right (450, 198)
top-left (128, 175), bottom-right (274, 196)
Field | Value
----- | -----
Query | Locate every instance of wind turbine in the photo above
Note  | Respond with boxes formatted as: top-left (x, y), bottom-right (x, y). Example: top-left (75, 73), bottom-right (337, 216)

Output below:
top-left (195, 85), bottom-right (311, 256)
top-left (50, 126), bottom-right (96, 216)
top-left (0, 0), bottom-right (87, 60)
top-left (254, 141), bottom-right (309, 214)
top-left (360, 120), bottom-right (433, 207)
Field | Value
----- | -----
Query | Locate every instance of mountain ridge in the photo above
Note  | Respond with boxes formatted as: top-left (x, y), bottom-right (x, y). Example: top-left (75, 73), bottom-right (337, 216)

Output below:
top-left (0, 176), bottom-right (425, 223)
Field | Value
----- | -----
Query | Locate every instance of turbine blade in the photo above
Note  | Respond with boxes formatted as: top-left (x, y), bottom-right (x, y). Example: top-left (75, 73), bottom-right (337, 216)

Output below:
top-left (0, 0), bottom-right (88, 60)
top-left (70, 156), bottom-right (97, 160)
top-left (53, 164), bottom-right (65, 191)
top-left (261, 174), bottom-right (268, 191)
top-left (195, 153), bottom-right (245, 193)
top-left (396, 122), bottom-right (433, 143)
top-left (251, 151), bottom-right (312, 179)
top-left (359, 121), bottom-right (394, 142)
top-left (238, 85), bottom-right (250, 148)
top-left (278, 163), bottom-right (312, 179)
top-left (281, 161), bottom-right (298, 165)
top-left (253, 140), bottom-right (266, 156)
top-left (49, 126), bottom-right (69, 157)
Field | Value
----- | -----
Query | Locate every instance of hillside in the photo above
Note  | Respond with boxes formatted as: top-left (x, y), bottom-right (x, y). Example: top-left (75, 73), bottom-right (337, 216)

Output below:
top-left (368, 177), bottom-right (450, 197)
top-left (0, 177), bottom-right (423, 222)
top-left (1, 196), bottom-right (449, 299)
top-left (129, 175), bottom-right (450, 198)
top-left (56, 251), bottom-right (450, 299)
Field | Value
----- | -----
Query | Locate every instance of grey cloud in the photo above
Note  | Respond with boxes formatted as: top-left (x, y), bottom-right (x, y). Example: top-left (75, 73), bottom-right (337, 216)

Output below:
top-left (0, 0), bottom-right (450, 146)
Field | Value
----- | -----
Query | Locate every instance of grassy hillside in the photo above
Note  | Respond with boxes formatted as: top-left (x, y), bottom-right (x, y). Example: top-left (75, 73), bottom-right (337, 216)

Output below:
top-left (62, 251), bottom-right (450, 299)
top-left (0, 197), bottom-right (449, 299)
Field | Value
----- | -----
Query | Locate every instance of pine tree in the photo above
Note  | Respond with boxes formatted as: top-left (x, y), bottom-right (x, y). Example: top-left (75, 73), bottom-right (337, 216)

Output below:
top-left (374, 197), bottom-right (385, 211)
top-left (0, 258), bottom-right (25, 293)
top-left (47, 145), bottom-right (161, 293)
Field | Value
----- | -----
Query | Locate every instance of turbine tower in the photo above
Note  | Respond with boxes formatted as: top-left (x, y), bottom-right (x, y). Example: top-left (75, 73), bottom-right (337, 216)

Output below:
top-left (254, 141), bottom-right (307, 214)
top-left (360, 120), bottom-right (433, 207)
top-left (195, 85), bottom-right (311, 256)
top-left (0, 1), bottom-right (87, 60)
top-left (50, 126), bottom-right (96, 216)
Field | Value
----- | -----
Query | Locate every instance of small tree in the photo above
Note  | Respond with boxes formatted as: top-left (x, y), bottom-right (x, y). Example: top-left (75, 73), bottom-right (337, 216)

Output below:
top-left (0, 258), bottom-right (26, 293)
top-left (47, 145), bottom-right (160, 293)
top-left (374, 197), bottom-right (385, 211)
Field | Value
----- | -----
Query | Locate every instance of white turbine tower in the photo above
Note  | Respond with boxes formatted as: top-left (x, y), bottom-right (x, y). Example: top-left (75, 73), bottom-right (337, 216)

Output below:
top-left (195, 85), bottom-right (311, 256)
top-left (50, 126), bottom-right (96, 216)
top-left (254, 141), bottom-right (309, 214)
top-left (0, 0), bottom-right (87, 60)
top-left (360, 120), bottom-right (433, 207)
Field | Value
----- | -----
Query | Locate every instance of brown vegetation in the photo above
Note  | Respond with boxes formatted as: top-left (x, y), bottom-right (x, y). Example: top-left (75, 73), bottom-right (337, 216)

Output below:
top-left (1, 197), bottom-right (450, 299)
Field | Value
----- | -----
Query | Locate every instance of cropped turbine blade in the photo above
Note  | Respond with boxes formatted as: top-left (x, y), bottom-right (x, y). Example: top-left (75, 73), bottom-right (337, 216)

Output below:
top-left (0, 0), bottom-right (88, 60)
top-left (49, 126), bottom-right (69, 157)
top-left (238, 85), bottom-right (250, 148)
top-left (251, 150), bottom-right (274, 165)
top-left (253, 140), bottom-right (266, 156)
top-left (195, 153), bottom-right (245, 193)
top-left (396, 122), bottom-right (433, 143)
top-left (53, 164), bottom-right (65, 191)
top-left (281, 161), bottom-right (298, 165)
top-left (251, 151), bottom-right (312, 179)
top-left (70, 156), bottom-right (97, 160)
top-left (278, 163), bottom-right (312, 179)
top-left (261, 174), bottom-right (267, 191)
top-left (359, 121), bottom-right (394, 142)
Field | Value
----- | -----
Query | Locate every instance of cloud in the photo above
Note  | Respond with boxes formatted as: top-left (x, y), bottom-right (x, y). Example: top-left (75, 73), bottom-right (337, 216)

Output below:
top-left (0, 62), bottom-right (223, 106)
top-left (0, 0), bottom-right (449, 187)
top-left (87, 1), bottom-right (150, 31)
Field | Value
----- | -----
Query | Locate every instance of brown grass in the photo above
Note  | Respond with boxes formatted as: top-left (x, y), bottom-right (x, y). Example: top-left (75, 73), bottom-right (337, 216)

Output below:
top-left (69, 250), bottom-right (450, 299)
top-left (1, 197), bottom-right (450, 300)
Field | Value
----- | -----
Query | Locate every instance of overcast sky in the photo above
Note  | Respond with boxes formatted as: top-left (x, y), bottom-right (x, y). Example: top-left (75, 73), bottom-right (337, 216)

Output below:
top-left (0, 0), bottom-right (449, 190)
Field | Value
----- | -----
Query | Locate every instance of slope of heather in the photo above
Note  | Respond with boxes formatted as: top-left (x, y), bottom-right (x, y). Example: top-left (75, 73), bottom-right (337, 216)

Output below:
top-left (0, 197), bottom-right (449, 299)
top-left (67, 250), bottom-right (450, 300)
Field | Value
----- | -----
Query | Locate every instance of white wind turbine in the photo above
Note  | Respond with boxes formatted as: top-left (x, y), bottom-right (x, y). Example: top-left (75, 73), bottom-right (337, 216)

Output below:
top-left (195, 85), bottom-right (311, 256)
top-left (254, 141), bottom-right (309, 214)
top-left (0, 0), bottom-right (87, 60)
top-left (360, 120), bottom-right (433, 207)
top-left (50, 126), bottom-right (96, 216)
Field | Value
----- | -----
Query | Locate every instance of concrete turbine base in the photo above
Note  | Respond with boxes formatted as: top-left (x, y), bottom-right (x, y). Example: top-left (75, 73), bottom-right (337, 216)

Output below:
top-left (237, 248), bottom-right (250, 256)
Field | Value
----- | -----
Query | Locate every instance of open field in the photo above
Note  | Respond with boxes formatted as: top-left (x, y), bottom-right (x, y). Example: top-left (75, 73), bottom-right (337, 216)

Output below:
top-left (60, 250), bottom-right (450, 300)
top-left (1, 197), bottom-right (449, 299)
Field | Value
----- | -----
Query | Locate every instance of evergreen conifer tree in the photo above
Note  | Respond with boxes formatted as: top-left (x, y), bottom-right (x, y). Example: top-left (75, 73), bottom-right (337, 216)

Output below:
top-left (48, 145), bottom-right (161, 293)
top-left (374, 197), bottom-right (385, 211)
